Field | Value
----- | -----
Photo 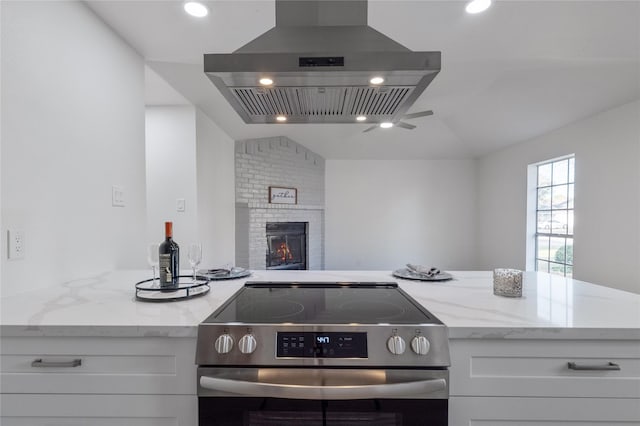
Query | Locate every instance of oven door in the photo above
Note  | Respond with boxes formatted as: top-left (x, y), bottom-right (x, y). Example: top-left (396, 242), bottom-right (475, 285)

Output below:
top-left (198, 367), bottom-right (448, 426)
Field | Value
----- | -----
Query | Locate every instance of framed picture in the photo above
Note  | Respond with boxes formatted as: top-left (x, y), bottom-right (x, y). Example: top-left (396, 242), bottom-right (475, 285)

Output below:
top-left (269, 186), bottom-right (297, 204)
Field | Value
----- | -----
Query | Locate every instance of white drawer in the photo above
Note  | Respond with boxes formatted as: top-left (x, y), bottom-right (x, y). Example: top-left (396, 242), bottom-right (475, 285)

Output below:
top-left (0, 394), bottom-right (197, 426)
top-left (0, 337), bottom-right (197, 395)
top-left (450, 396), bottom-right (640, 425)
top-left (450, 339), bottom-right (640, 398)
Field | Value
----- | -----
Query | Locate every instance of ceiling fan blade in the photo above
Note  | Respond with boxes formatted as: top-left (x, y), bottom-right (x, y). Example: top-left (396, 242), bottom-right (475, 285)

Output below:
top-left (402, 110), bottom-right (434, 120)
top-left (362, 125), bottom-right (379, 133)
top-left (395, 121), bottom-right (416, 130)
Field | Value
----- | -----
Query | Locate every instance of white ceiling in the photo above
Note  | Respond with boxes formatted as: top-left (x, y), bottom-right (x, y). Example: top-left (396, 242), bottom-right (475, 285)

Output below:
top-left (87, 0), bottom-right (640, 160)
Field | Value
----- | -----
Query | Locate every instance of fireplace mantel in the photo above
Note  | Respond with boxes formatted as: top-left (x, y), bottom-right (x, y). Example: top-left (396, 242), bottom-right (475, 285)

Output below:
top-left (236, 202), bottom-right (324, 211)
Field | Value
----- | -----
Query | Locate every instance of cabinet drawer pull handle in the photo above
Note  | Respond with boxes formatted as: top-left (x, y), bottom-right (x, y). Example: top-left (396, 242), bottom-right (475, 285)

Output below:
top-left (31, 358), bottom-right (82, 368)
top-left (567, 361), bottom-right (620, 371)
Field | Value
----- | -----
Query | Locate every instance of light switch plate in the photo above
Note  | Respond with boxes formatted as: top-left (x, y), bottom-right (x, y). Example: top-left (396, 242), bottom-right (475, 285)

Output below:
top-left (176, 198), bottom-right (186, 212)
top-left (112, 185), bottom-right (125, 207)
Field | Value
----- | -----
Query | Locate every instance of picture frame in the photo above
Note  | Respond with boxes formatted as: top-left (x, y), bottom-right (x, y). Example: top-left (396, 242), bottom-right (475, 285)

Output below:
top-left (269, 186), bottom-right (297, 204)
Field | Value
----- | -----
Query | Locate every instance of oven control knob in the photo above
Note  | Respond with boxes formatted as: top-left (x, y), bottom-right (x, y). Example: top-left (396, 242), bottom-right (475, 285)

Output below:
top-left (411, 335), bottom-right (430, 355)
top-left (387, 335), bottom-right (406, 355)
top-left (239, 334), bottom-right (257, 354)
top-left (214, 334), bottom-right (234, 354)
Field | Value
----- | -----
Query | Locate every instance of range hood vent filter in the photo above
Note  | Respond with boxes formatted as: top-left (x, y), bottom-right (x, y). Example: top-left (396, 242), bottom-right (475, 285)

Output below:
top-left (204, 1), bottom-right (440, 124)
top-left (231, 86), bottom-right (415, 123)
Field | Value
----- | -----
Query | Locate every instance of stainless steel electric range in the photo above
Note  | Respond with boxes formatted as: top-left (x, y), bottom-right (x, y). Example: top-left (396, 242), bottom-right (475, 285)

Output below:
top-left (196, 282), bottom-right (450, 426)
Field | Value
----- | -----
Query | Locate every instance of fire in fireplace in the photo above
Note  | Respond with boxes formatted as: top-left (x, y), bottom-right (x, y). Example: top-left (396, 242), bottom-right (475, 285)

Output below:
top-left (266, 222), bottom-right (308, 270)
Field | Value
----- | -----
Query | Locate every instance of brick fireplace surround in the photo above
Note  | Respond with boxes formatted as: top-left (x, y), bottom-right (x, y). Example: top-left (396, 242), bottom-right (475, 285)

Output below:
top-left (235, 137), bottom-right (325, 270)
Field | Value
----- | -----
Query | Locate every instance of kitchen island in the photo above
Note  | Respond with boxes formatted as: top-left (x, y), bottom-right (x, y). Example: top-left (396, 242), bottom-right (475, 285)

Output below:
top-left (2, 270), bottom-right (639, 425)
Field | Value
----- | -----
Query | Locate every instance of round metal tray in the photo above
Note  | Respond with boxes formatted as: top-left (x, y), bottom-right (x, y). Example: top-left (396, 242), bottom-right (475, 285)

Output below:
top-left (135, 275), bottom-right (210, 302)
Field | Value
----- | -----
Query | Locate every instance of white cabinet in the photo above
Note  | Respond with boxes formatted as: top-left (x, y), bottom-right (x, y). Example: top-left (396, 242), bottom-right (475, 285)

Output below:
top-left (450, 396), bottom-right (640, 425)
top-left (0, 336), bottom-right (198, 426)
top-left (449, 338), bottom-right (640, 425)
top-left (0, 394), bottom-right (197, 426)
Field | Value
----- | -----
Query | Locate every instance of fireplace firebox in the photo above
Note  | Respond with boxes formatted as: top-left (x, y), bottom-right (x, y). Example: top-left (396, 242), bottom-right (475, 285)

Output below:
top-left (265, 222), bottom-right (308, 270)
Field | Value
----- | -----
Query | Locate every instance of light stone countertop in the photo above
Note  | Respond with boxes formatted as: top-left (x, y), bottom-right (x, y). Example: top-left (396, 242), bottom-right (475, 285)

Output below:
top-left (1, 270), bottom-right (638, 339)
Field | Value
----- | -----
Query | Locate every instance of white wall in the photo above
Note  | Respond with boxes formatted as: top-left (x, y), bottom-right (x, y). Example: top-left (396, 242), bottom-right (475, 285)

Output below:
top-left (196, 109), bottom-right (235, 268)
top-left (0, 0), bottom-right (3, 291)
top-left (145, 106), bottom-right (198, 268)
top-left (476, 100), bottom-right (640, 293)
top-left (325, 160), bottom-right (477, 270)
top-left (1, 1), bottom-right (147, 297)
top-left (145, 107), bottom-right (236, 270)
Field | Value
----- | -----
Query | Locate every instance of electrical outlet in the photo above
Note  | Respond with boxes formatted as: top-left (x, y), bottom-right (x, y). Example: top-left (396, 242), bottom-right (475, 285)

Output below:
top-left (176, 198), bottom-right (186, 212)
top-left (8, 229), bottom-right (25, 260)
top-left (112, 185), bottom-right (125, 207)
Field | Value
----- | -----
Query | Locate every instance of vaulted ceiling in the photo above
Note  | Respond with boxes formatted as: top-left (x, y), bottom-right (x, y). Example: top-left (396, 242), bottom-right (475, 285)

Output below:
top-left (87, 0), bottom-right (640, 159)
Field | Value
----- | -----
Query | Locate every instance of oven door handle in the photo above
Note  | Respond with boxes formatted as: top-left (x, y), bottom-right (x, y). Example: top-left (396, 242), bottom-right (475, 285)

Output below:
top-left (199, 375), bottom-right (447, 400)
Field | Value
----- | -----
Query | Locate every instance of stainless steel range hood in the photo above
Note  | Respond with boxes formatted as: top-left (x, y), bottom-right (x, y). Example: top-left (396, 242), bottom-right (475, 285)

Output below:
top-left (204, 1), bottom-right (440, 124)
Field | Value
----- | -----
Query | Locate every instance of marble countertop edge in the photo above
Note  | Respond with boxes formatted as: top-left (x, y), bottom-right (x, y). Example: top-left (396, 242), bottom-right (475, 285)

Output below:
top-left (2, 325), bottom-right (638, 340)
top-left (446, 326), bottom-right (640, 340)
top-left (0, 325), bottom-right (199, 338)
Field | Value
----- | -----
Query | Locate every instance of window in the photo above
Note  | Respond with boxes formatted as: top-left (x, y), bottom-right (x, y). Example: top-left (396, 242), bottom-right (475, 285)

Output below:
top-left (534, 156), bottom-right (574, 277)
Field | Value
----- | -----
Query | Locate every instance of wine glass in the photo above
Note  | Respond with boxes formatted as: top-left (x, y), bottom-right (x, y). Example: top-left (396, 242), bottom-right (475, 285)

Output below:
top-left (188, 243), bottom-right (202, 282)
top-left (147, 244), bottom-right (159, 284)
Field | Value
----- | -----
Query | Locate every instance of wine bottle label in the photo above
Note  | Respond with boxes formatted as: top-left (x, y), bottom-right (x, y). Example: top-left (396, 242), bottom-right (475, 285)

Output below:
top-left (159, 254), bottom-right (172, 286)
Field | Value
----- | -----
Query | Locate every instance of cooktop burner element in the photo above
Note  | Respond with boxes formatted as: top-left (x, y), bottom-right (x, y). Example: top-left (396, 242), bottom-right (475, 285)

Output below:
top-left (196, 282), bottom-right (450, 369)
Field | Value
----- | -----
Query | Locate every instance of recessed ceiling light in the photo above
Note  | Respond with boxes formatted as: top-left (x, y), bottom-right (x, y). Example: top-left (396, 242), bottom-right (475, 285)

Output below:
top-left (465, 0), bottom-right (491, 14)
top-left (356, 116), bottom-right (367, 122)
top-left (184, 2), bottom-right (209, 18)
top-left (276, 116), bottom-right (287, 122)
top-left (380, 122), bottom-right (393, 129)
top-left (259, 78), bottom-right (273, 86)
top-left (370, 76), bottom-right (385, 85)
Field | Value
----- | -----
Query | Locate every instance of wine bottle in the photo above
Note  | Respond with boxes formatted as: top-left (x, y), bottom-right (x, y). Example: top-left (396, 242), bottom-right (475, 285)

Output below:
top-left (159, 221), bottom-right (180, 290)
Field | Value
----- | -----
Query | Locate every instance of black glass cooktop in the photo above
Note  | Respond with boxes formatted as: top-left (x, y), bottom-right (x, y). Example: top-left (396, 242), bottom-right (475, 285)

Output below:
top-left (203, 282), bottom-right (438, 325)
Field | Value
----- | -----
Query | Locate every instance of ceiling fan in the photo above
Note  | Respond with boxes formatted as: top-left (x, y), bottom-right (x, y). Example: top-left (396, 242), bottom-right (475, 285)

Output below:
top-left (362, 110), bottom-right (434, 133)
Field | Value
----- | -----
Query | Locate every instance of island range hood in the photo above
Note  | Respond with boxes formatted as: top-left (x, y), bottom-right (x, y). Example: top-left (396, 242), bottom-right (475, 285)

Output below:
top-left (204, 0), bottom-right (441, 124)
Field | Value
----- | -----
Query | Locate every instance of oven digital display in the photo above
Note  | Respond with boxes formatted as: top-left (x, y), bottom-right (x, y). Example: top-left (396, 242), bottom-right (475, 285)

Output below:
top-left (276, 332), bottom-right (367, 358)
